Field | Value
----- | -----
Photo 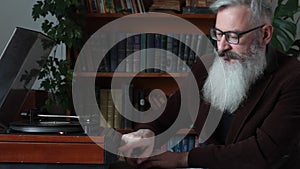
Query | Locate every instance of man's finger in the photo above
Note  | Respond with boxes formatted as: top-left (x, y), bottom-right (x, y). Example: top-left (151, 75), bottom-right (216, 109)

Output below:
top-left (118, 142), bottom-right (137, 152)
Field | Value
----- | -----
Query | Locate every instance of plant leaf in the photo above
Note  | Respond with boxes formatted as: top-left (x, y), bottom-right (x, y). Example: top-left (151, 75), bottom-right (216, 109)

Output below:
top-left (271, 14), bottom-right (297, 52)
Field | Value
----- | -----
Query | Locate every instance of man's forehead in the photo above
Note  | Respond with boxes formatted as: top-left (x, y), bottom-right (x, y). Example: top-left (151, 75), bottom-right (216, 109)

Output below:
top-left (215, 5), bottom-right (251, 31)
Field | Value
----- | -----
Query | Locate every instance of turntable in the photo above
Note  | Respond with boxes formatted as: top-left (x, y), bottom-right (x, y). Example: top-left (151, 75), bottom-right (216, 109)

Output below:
top-left (8, 112), bottom-right (84, 134)
top-left (0, 27), bottom-right (83, 135)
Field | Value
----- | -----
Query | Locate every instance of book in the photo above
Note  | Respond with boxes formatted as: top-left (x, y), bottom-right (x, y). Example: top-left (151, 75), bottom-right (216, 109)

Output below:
top-left (182, 34), bottom-right (191, 72)
top-left (131, 0), bottom-right (139, 13)
top-left (136, 0), bottom-right (145, 13)
top-left (125, 33), bottom-right (134, 72)
top-left (122, 83), bottom-right (133, 129)
top-left (146, 33), bottom-right (155, 72)
top-left (166, 34), bottom-right (176, 72)
top-left (116, 32), bottom-right (127, 72)
top-left (125, 0), bottom-right (134, 13)
top-left (112, 89), bottom-right (123, 129)
top-left (171, 35), bottom-right (179, 72)
top-left (109, 33), bottom-right (118, 72)
top-left (177, 33), bottom-right (186, 72)
top-left (107, 89), bottom-right (115, 127)
top-left (99, 89), bottom-right (109, 127)
top-left (88, 0), bottom-right (99, 13)
top-left (113, 0), bottom-right (123, 13)
top-left (132, 34), bottom-right (141, 72)
top-left (187, 34), bottom-right (198, 68)
top-left (160, 34), bottom-right (167, 72)
top-left (140, 33), bottom-right (147, 72)
top-left (154, 34), bottom-right (162, 72)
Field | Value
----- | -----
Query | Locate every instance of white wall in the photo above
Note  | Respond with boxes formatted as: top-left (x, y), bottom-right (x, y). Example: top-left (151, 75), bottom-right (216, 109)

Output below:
top-left (0, 0), bottom-right (65, 89)
top-left (0, 0), bottom-right (42, 55)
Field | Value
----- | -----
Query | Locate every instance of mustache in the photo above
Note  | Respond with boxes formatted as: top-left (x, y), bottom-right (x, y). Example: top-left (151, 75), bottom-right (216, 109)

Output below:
top-left (217, 51), bottom-right (244, 61)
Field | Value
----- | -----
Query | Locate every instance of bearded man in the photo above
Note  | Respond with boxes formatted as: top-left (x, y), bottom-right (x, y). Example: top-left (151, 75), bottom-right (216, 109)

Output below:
top-left (118, 0), bottom-right (300, 169)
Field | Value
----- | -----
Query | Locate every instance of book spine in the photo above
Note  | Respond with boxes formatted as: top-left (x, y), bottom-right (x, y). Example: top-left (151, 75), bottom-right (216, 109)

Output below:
top-left (160, 34), bottom-right (167, 72)
top-left (112, 89), bottom-right (122, 129)
top-left (171, 34), bottom-right (179, 72)
top-left (125, 33), bottom-right (134, 72)
top-left (89, 0), bottom-right (99, 13)
top-left (136, 0), bottom-right (143, 13)
top-left (146, 33), bottom-right (155, 72)
top-left (116, 32), bottom-right (127, 72)
top-left (113, 0), bottom-right (123, 13)
top-left (166, 34), bottom-right (175, 72)
top-left (139, 0), bottom-right (146, 12)
top-left (109, 33), bottom-right (118, 72)
top-left (132, 34), bottom-right (141, 72)
top-left (107, 89), bottom-right (115, 127)
top-left (125, 0), bottom-right (134, 13)
top-left (131, 0), bottom-right (139, 13)
top-left (154, 34), bottom-right (161, 72)
top-left (182, 34), bottom-right (191, 72)
top-left (122, 83), bottom-right (133, 129)
top-left (140, 33), bottom-right (147, 72)
top-left (100, 89), bottom-right (108, 127)
top-left (187, 34), bottom-right (197, 68)
top-left (177, 33), bottom-right (185, 72)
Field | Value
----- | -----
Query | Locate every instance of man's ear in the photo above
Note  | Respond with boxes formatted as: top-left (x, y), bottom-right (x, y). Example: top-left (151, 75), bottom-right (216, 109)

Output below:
top-left (262, 24), bottom-right (273, 45)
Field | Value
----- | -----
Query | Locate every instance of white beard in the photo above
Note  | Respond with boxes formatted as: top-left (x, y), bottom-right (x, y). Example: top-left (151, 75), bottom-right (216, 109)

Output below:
top-left (203, 44), bottom-right (267, 113)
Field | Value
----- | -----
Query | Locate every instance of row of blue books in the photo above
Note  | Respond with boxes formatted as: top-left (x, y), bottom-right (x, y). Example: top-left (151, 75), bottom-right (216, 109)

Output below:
top-left (96, 33), bottom-right (214, 73)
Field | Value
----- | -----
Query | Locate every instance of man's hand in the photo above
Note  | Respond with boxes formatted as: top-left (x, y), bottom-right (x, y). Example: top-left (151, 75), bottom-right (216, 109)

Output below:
top-left (118, 129), bottom-right (155, 166)
top-left (138, 151), bottom-right (189, 169)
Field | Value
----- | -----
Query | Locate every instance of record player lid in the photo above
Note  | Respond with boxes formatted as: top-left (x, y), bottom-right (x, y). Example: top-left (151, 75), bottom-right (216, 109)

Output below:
top-left (0, 27), bottom-right (55, 128)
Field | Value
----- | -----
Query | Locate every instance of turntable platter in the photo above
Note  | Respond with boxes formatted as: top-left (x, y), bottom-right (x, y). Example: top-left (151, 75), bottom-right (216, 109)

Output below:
top-left (9, 121), bottom-right (84, 133)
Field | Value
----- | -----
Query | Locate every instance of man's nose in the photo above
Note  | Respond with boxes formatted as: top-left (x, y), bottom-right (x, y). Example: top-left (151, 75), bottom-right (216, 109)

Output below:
top-left (217, 35), bottom-right (232, 52)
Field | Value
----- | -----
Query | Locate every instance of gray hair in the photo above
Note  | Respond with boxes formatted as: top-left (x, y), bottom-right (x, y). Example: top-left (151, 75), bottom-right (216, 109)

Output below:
top-left (210, 0), bottom-right (273, 25)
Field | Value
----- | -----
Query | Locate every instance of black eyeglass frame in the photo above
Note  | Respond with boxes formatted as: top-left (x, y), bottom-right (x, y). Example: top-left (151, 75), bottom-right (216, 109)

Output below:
top-left (210, 24), bottom-right (265, 44)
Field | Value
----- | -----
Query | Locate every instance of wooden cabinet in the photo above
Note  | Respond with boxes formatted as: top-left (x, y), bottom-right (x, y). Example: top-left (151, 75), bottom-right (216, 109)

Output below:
top-left (0, 134), bottom-right (105, 164)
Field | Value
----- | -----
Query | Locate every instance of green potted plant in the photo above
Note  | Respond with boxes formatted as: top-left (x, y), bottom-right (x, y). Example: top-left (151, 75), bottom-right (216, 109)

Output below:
top-left (30, 0), bottom-right (86, 114)
top-left (38, 54), bottom-right (74, 114)
top-left (20, 48), bottom-right (73, 115)
top-left (271, 0), bottom-right (300, 58)
top-left (32, 0), bottom-right (85, 48)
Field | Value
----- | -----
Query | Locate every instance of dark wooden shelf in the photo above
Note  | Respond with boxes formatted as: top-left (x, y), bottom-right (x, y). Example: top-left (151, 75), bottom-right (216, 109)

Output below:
top-left (83, 13), bottom-right (216, 34)
top-left (77, 72), bottom-right (189, 78)
top-left (84, 13), bottom-right (216, 19)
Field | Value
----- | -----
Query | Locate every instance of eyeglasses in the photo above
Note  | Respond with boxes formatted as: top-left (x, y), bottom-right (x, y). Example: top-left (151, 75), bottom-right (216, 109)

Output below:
top-left (210, 25), bottom-right (264, 45)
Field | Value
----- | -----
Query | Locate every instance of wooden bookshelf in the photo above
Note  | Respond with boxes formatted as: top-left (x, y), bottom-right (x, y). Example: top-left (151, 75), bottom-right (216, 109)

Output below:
top-left (76, 7), bottom-right (216, 132)
top-left (63, 0), bottom-right (216, 154)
